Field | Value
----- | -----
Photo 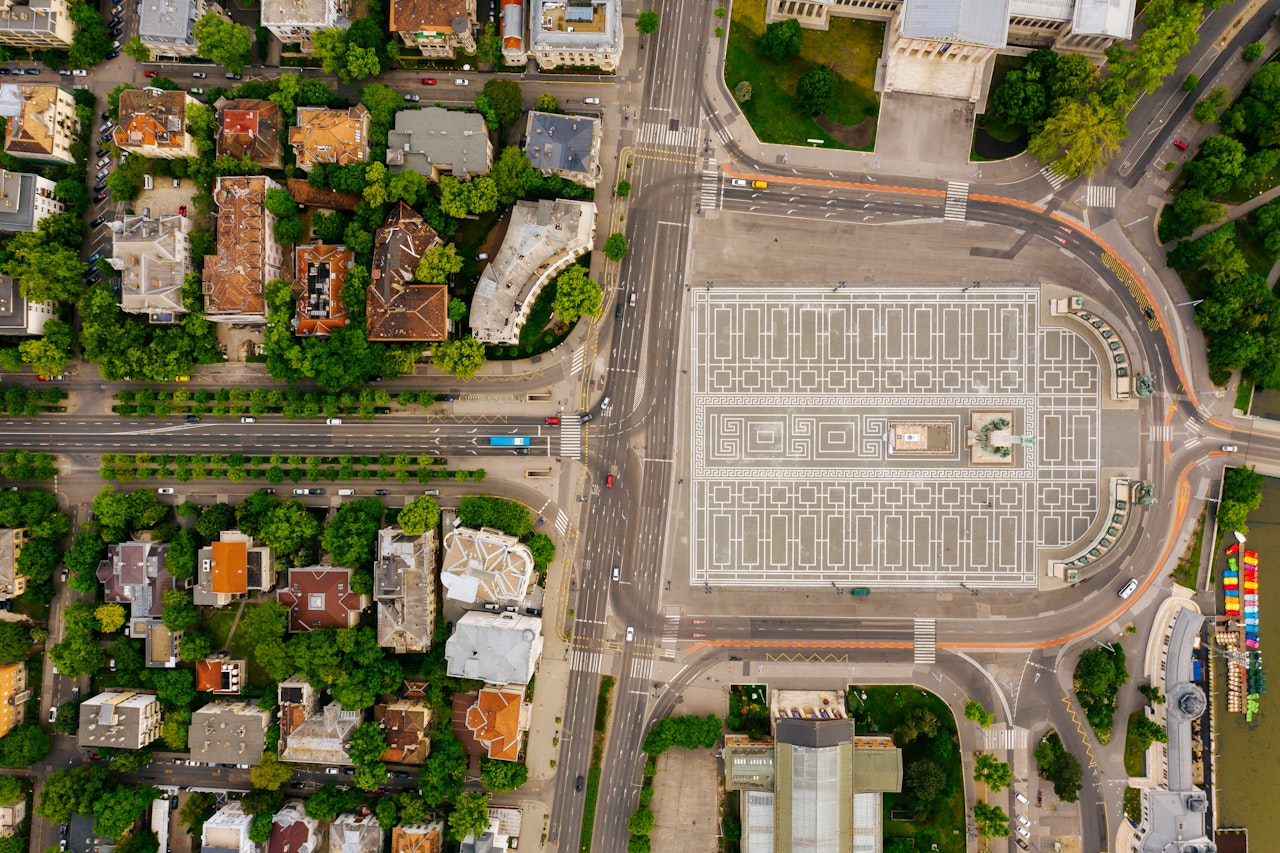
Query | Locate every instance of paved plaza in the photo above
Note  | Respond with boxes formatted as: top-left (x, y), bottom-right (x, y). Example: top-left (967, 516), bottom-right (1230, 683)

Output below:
top-left (688, 286), bottom-right (1103, 588)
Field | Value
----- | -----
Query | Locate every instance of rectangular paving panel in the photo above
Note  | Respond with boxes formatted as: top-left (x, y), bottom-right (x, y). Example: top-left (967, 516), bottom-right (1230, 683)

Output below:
top-left (689, 287), bottom-right (1101, 589)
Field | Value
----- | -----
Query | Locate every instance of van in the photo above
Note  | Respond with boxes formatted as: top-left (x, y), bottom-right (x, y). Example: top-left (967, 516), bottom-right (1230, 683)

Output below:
top-left (629, 292), bottom-right (636, 307)
top-left (337, 489), bottom-right (355, 496)
top-left (326, 418), bottom-right (342, 425)
top-left (1118, 579), bottom-right (1139, 599)
top-left (423, 489), bottom-right (439, 496)
top-left (1015, 815), bottom-right (1030, 828)
top-left (751, 180), bottom-right (768, 189)
top-left (584, 97), bottom-right (600, 105)
top-left (1014, 792), bottom-right (1029, 806)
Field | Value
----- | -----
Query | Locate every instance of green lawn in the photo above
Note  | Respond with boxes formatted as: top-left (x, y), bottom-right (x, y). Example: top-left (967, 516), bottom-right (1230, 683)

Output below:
top-left (206, 602), bottom-right (272, 688)
top-left (1123, 710), bottom-right (1148, 776)
top-left (727, 684), bottom-right (769, 739)
top-left (847, 686), bottom-right (966, 853)
top-left (1236, 379), bottom-right (1255, 413)
top-left (204, 608), bottom-right (238, 650)
top-left (726, 1), bottom-right (882, 149)
top-left (979, 55), bottom-right (1027, 143)
top-left (1171, 509), bottom-right (1205, 589)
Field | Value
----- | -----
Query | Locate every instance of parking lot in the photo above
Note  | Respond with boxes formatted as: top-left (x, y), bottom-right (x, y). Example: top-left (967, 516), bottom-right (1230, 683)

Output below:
top-left (688, 286), bottom-right (1102, 589)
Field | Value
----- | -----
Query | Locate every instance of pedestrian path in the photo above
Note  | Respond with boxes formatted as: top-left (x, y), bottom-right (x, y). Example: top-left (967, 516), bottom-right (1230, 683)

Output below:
top-left (1085, 185), bottom-right (1116, 208)
top-left (1040, 166), bottom-right (1070, 190)
top-left (569, 347), bottom-right (585, 377)
top-left (572, 648), bottom-right (602, 674)
top-left (913, 619), bottom-right (936, 664)
top-left (555, 510), bottom-right (569, 536)
top-left (638, 121), bottom-right (700, 150)
top-left (700, 159), bottom-right (721, 211)
top-left (944, 182), bottom-right (969, 221)
top-left (982, 726), bottom-right (1028, 751)
top-left (559, 419), bottom-right (582, 460)
top-left (661, 613), bottom-right (680, 645)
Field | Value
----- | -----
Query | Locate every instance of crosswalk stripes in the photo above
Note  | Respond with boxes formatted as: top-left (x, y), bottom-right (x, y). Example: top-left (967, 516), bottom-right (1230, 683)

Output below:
top-left (1085, 185), bottom-right (1116, 208)
top-left (629, 656), bottom-right (653, 682)
top-left (1152, 425), bottom-right (1172, 442)
top-left (569, 347), bottom-right (585, 377)
top-left (944, 182), bottom-right (969, 221)
top-left (555, 510), bottom-right (568, 536)
top-left (638, 121), bottom-right (701, 150)
top-left (559, 419), bottom-right (582, 461)
top-left (1040, 166), bottom-right (1069, 190)
top-left (913, 619), bottom-right (936, 664)
top-left (700, 159), bottom-right (721, 211)
top-left (716, 127), bottom-right (732, 146)
top-left (982, 726), bottom-right (1028, 751)
top-left (661, 614), bottom-right (681, 644)
top-left (571, 648), bottom-right (601, 674)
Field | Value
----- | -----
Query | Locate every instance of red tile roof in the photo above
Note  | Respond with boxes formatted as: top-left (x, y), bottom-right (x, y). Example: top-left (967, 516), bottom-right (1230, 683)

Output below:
top-left (294, 243), bottom-right (352, 336)
top-left (464, 687), bottom-right (525, 761)
top-left (210, 540), bottom-right (248, 594)
top-left (277, 567), bottom-right (363, 632)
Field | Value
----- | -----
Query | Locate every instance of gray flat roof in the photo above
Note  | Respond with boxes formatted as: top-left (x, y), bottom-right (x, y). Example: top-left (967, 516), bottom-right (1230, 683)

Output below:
top-left (899, 0), bottom-right (1010, 47)
top-left (139, 0), bottom-right (197, 45)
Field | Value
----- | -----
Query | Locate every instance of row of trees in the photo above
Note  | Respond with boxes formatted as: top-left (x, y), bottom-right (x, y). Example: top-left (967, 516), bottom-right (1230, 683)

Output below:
top-left (115, 386), bottom-right (443, 419)
top-left (99, 451), bottom-right (483, 487)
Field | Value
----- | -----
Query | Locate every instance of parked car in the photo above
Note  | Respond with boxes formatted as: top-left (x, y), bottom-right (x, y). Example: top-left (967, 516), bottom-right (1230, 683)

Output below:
top-left (192, 71), bottom-right (206, 78)
top-left (48, 707), bottom-right (56, 723)
top-left (374, 489), bottom-right (390, 495)
top-left (184, 414), bottom-right (200, 423)
top-left (71, 687), bottom-right (80, 701)
top-left (93, 192), bottom-right (107, 203)
top-left (421, 77), bottom-right (436, 84)
top-left (293, 488), bottom-right (307, 495)
top-left (105, 51), bottom-right (120, 59)
top-left (308, 488), bottom-right (324, 495)
top-left (545, 416), bottom-right (560, 425)
top-left (87, 271), bottom-right (101, 285)
top-left (190, 88), bottom-right (203, 95)
top-left (87, 252), bottom-right (101, 264)
top-left (157, 487), bottom-right (174, 494)
top-left (1173, 138), bottom-right (1188, 151)
top-left (21, 68), bottom-right (38, 75)
top-left (404, 93), bottom-right (420, 102)
top-left (98, 122), bottom-right (112, 134)
top-left (57, 68), bottom-right (70, 75)
top-left (72, 69), bottom-right (87, 76)
top-left (144, 70), bottom-right (157, 78)
top-left (89, 214), bottom-right (106, 227)
top-left (94, 180), bottom-right (107, 192)
top-left (96, 156), bottom-right (111, 169)
top-left (454, 78), bottom-right (469, 86)
top-left (95, 147), bottom-right (108, 158)
top-left (326, 418), bottom-right (342, 425)
top-left (95, 168), bottom-right (109, 180)
top-left (0, 70), bottom-right (11, 76)
top-left (225, 72), bottom-right (241, 79)
top-left (584, 97), bottom-right (600, 104)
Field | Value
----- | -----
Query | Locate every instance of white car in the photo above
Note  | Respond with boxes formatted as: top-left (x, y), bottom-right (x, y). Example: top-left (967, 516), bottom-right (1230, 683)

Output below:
top-left (96, 156), bottom-right (110, 169)
top-left (1118, 579), bottom-right (1139, 599)
top-left (730, 178), bottom-right (747, 187)
top-left (326, 418), bottom-right (342, 425)
top-left (625, 626), bottom-right (634, 642)
top-left (192, 71), bottom-right (206, 78)
top-left (325, 767), bottom-right (340, 774)
top-left (454, 78), bottom-right (469, 86)
top-left (1222, 445), bottom-right (1238, 452)
top-left (612, 566), bottom-right (620, 581)
top-left (240, 416), bottom-right (255, 423)
top-left (1016, 814), bottom-right (1030, 828)
top-left (157, 487), bottom-right (174, 495)
top-left (584, 97), bottom-right (600, 105)
top-left (72, 69), bottom-right (87, 77)
top-left (1015, 826), bottom-right (1030, 839)
top-left (293, 488), bottom-right (307, 495)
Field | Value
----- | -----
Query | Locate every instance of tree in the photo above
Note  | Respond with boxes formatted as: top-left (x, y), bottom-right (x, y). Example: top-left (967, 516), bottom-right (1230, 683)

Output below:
top-left (733, 81), bottom-right (752, 103)
top-left (420, 728), bottom-right (467, 807)
top-left (991, 69), bottom-right (1047, 129)
top-left (528, 533), bottom-right (555, 575)
top-left (177, 792), bottom-right (216, 837)
top-left (481, 79), bottom-right (523, 129)
top-left (0, 723), bottom-right (49, 767)
top-left (396, 496), bottom-right (440, 536)
top-left (903, 758), bottom-right (947, 805)
top-left (1184, 134), bottom-right (1247, 195)
top-left (758, 18), bottom-right (801, 63)
top-left (250, 752), bottom-right (294, 791)
top-left (416, 244), bottom-right (464, 283)
top-left (349, 722), bottom-right (389, 767)
top-left (1034, 731), bottom-right (1082, 802)
top-left (93, 786), bottom-right (159, 840)
top-left (480, 758), bottom-right (528, 793)
top-left (972, 802), bottom-right (1011, 838)
top-left (628, 837), bottom-right (652, 853)
top-left (258, 501), bottom-right (321, 564)
top-left (321, 498), bottom-right (384, 568)
top-left (248, 813), bottom-right (274, 845)
top-left (240, 600), bottom-right (290, 647)
top-left (796, 66), bottom-right (834, 115)
top-left (38, 766), bottom-right (113, 823)
top-left (894, 708), bottom-right (939, 744)
top-left (69, 4), bottom-right (112, 67)
top-left (193, 13), bottom-right (251, 74)
top-left (196, 502), bottom-right (237, 539)
top-left (50, 629), bottom-right (104, 678)
top-left (448, 792), bottom-right (491, 842)
top-left (491, 146), bottom-right (535, 205)
top-left (431, 338), bottom-right (487, 379)
top-left (161, 588), bottom-right (198, 632)
top-left (2, 234), bottom-right (88, 304)
top-left (636, 10), bottom-right (659, 34)
top-left (963, 699), bottom-right (995, 727)
top-left (1029, 95), bottom-right (1127, 177)
top-left (151, 668), bottom-right (197, 710)
top-left (1244, 41), bottom-right (1266, 62)
top-left (1160, 188), bottom-right (1226, 242)
top-left (0, 775), bottom-right (22, 805)
top-left (616, 179), bottom-right (632, 198)
top-left (1182, 73), bottom-right (1200, 93)
top-left (124, 36), bottom-right (151, 63)
top-left (166, 527), bottom-right (201, 581)
top-left (178, 630), bottom-right (213, 663)
top-left (603, 232), bottom-right (628, 262)
top-left (535, 92), bottom-right (559, 112)
top-left (303, 786), bottom-right (364, 822)
top-left (627, 806), bottom-right (654, 835)
top-left (457, 496), bottom-right (532, 537)
top-left (552, 265), bottom-right (602, 324)
top-left (95, 603), bottom-right (127, 634)
top-left (0, 622), bottom-right (31, 664)
top-left (642, 714), bottom-right (722, 755)
top-left (1193, 86), bottom-right (1229, 124)
top-left (273, 216), bottom-right (305, 247)
top-left (973, 753), bottom-right (1013, 792)
top-left (20, 319), bottom-right (73, 378)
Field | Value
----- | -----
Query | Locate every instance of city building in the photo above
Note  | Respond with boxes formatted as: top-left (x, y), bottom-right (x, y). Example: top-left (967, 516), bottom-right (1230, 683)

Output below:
top-left (390, 823), bottom-right (444, 853)
top-left (469, 198), bottom-right (596, 344)
top-left (0, 663), bottom-right (28, 739)
top-left (389, 0), bottom-right (475, 56)
top-left (445, 611), bottom-right (543, 686)
top-left (138, 0), bottom-right (209, 58)
top-left (201, 802), bottom-right (257, 853)
top-left (458, 815), bottom-right (516, 853)
top-left (108, 213), bottom-right (192, 323)
top-left (375, 526), bottom-right (437, 654)
top-left (278, 676), bottom-right (362, 765)
top-left (0, 169), bottom-right (61, 233)
top-left (195, 654), bottom-right (247, 694)
top-left (0, 84), bottom-right (77, 164)
top-left (216, 98), bottom-right (285, 170)
top-left (385, 107), bottom-right (492, 181)
top-left (267, 801), bottom-right (321, 853)
top-left (0, 275), bottom-right (54, 336)
top-left (0, 0), bottom-right (74, 49)
top-left (262, 0), bottom-right (350, 51)
top-left (95, 540), bottom-right (177, 667)
top-left (289, 105), bottom-right (370, 173)
top-left (523, 112), bottom-right (601, 188)
top-left (195, 530), bottom-right (275, 607)
top-left (78, 691), bottom-right (163, 750)
top-left (113, 88), bottom-right (201, 159)
top-left (365, 202), bottom-right (447, 342)
top-left (441, 526), bottom-right (534, 606)
top-left (189, 701), bottom-right (271, 766)
top-left (527, 0), bottom-right (620, 70)
top-left (499, 0), bottom-right (524, 63)
top-left (0, 784), bottom-right (26, 836)
top-left (329, 813), bottom-right (382, 853)
top-left (278, 566), bottom-right (367, 632)
top-left (0, 527), bottom-right (29, 601)
top-left (722, 689), bottom-right (903, 853)
top-left (293, 243), bottom-right (353, 336)
top-left (202, 175), bottom-right (286, 325)
top-left (373, 697), bottom-right (431, 764)
top-left (464, 686), bottom-right (530, 762)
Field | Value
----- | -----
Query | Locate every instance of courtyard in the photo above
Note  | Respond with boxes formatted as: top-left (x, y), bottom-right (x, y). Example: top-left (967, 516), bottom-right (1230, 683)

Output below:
top-left (688, 286), bottom-right (1103, 588)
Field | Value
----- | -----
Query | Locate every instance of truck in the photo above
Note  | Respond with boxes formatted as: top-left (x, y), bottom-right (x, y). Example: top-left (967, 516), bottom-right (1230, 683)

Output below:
top-left (489, 436), bottom-right (532, 446)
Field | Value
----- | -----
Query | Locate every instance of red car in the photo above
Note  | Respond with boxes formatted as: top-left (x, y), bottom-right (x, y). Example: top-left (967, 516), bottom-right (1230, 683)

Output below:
top-left (545, 416), bottom-right (560, 425)
top-left (1173, 138), bottom-right (1188, 151)
top-left (422, 77), bottom-right (437, 85)
top-left (605, 474), bottom-right (614, 488)
top-left (144, 70), bottom-right (157, 78)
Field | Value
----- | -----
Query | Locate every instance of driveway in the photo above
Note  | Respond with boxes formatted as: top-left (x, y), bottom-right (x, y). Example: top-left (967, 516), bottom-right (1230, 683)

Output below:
top-left (875, 92), bottom-right (975, 167)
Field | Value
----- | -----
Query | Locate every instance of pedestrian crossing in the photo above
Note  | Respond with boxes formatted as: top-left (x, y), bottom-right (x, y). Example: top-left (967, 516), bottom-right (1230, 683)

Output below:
top-left (944, 182), bottom-right (969, 221)
top-left (1152, 425), bottom-right (1172, 442)
top-left (661, 614), bottom-right (681, 644)
top-left (913, 619), bottom-right (936, 664)
top-left (1085, 185), bottom-right (1116, 208)
top-left (569, 347), bottom-right (585, 377)
top-left (629, 655), bottom-right (654, 682)
top-left (982, 726), bottom-right (1028, 751)
top-left (559, 418), bottom-right (582, 460)
top-left (572, 648), bottom-right (602, 674)
top-left (555, 510), bottom-right (568, 536)
top-left (715, 126), bottom-right (733, 147)
top-left (638, 121), bottom-right (700, 150)
top-left (700, 159), bottom-right (721, 211)
top-left (1041, 166), bottom-right (1070, 190)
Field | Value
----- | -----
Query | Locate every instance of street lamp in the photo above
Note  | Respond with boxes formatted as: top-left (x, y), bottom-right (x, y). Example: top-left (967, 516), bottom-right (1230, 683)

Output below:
top-left (959, 582), bottom-right (979, 597)
top-left (961, 282), bottom-right (982, 293)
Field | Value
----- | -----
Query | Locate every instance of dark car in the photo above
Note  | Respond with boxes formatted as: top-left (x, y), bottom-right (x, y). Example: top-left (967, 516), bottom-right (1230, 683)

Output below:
top-left (579, 412), bottom-right (593, 424)
top-left (575, 775), bottom-right (584, 792)
top-left (105, 51), bottom-right (119, 60)
top-left (0, 70), bottom-right (10, 76)
top-left (100, 111), bottom-right (110, 121)
top-left (184, 415), bottom-right (200, 423)
top-left (90, 214), bottom-right (106, 227)
top-left (95, 147), bottom-right (108, 158)
top-left (93, 192), bottom-right (107, 203)
top-left (94, 181), bottom-right (107, 192)
top-left (262, 488), bottom-right (275, 494)
top-left (615, 302), bottom-right (624, 320)
top-left (308, 488), bottom-right (324, 495)
top-left (515, 448), bottom-right (530, 455)
top-left (389, 771), bottom-right (410, 779)
top-left (87, 252), bottom-right (100, 264)
top-left (87, 271), bottom-right (101, 285)
top-left (21, 68), bottom-right (38, 75)
top-left (374, 489), bottom-right (390, 495)
top-left (109, 15), bottom-right (121, 24)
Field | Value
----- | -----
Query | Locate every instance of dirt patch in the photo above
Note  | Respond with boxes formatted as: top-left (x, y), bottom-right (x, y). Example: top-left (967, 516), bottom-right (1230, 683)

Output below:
top-left (814, 114), bottom-right (874, 149)
top-left (650, 749), bottom-right (719, 853)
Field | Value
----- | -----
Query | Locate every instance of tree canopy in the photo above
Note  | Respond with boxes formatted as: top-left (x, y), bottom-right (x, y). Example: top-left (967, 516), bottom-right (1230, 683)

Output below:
top-left (480, 758), bottom-right (528, 793)
top-left (321, 498), bottom-right (384, 569)
top-left (448, 792), bottom-right (491, 842)
top-left (758, 18), bottom-right (801, 62)
top-left (642, 714), bottom-right (722, 755)
top-left (551, 265), bottom-right (602, 324)
top-left (193, 13), bottom-right (251, 74)
top-left (431, 338), bottom-right (487, 379)
top-left (396, 495), bottom-right (440, 537)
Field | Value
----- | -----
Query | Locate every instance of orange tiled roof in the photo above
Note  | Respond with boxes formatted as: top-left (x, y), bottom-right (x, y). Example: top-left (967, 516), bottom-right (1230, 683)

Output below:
top-left (294, 243), bottom-right (352, 336)
top-left (390, 826), bottom-right (442, 853)
top-left (390, 0), bottom-right (470, 32)
top-left (195, 660), bottom-right (222, 692)
top-left (288, 105), bottom-right (370, 170)
top-left (216, 99), bottom-right (284, 169)
top-left (210, 540), bottom-right (248, 594)
top-left (114, 88), bottom-right (190, 152)
top-left (464, 687), bottom-right (524, 761)
top-left (367, 202), bottom-right (447, 341)
top-left (202, 175), bottom-right (279, 319)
